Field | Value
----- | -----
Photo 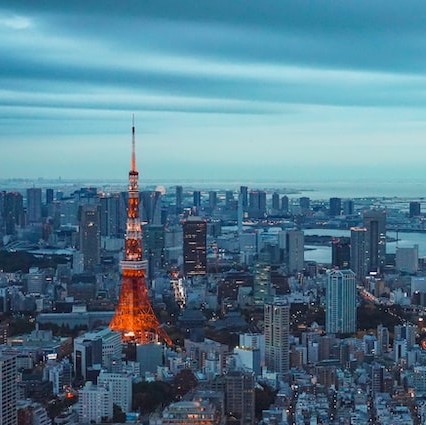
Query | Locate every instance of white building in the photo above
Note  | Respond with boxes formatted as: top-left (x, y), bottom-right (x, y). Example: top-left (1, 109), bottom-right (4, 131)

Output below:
top-left (325, 270), bottom-right (357, 334)
top-left (78, 382), bottom-right (113, 424)
top-left (98, 371), bottom-right (132, 413)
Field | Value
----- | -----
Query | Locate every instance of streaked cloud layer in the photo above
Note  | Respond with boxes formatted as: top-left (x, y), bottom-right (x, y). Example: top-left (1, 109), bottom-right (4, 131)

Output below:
top-left (1, 1), bottom-right (426, 180)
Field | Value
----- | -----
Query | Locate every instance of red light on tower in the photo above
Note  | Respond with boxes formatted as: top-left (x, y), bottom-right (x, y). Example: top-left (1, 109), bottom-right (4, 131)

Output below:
top-left (109, 119), bottom-right (172, 346)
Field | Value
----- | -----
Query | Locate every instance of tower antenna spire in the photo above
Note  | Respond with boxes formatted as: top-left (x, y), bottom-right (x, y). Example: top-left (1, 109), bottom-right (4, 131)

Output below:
top-left (131, 114), bottom-right (136, 172)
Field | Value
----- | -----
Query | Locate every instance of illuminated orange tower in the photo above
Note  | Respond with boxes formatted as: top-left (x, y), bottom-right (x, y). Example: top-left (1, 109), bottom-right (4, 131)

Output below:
top-left (110, 120), bottom-right (172, 346)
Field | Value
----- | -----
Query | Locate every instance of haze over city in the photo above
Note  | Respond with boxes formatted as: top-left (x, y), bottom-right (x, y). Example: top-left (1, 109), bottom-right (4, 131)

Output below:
top-left (2, 1), bottom-right (426, 182)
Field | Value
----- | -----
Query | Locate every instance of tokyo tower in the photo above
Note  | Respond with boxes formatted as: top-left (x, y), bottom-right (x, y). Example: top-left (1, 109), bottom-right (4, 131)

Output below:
top-left (110, 120), bottom-right (172, 346)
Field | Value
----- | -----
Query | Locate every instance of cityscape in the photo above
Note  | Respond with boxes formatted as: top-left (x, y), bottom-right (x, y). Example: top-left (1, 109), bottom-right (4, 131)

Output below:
top-left (3, 1), bottom-right (426, 425)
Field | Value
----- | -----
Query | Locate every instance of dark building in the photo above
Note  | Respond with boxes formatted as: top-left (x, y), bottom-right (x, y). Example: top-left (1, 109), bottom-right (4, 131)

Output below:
top-left (193, 191), bottom-right (201, 208)
top-left (410, 201), bottom-right (421, 218)
top-left (299, 196), bottom-right (310, 211)
top-left (45, 188), bottom-right (54, 205)
top-left (175, 185), bottom-right (183, 212)
top-left (248, 190), bottom-right (266, 219)
top-left (140, 191), bottom-right (162, 225)
top-left (363, 209), bottom-right (386, 274)
top-left (143, 224), bottom-right (165, 281)
top-left (26, 188), bottom-right (42, 224)
top-left (240, 186), bottom-right (248, 209)
top-left (209, 191), bottom-right (217, 209)
top-left (3, 192), bottom-right (24, 235)
top-left (79, 205), bottom-right (101, 272)
top-left (183, 217), bottom-right (207, 276)
top-left (281, 195), bottom-right (289, 213)
top-left (272, 192), bottom-right (280, 211)
top-left (225, 371), bottom-right (255, 425)
top-left (331, 237), bottom-right (350, 269)
top-left (343, 200), bottom-right (354, 216)
top-left (329, 197), bottom-right (342, 216)
top-left (99, 194), bottom-right (121, 237)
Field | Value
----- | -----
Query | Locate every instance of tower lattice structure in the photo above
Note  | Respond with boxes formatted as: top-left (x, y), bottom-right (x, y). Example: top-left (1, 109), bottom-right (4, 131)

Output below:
top-left (110, 122), bottom-right (172, 346)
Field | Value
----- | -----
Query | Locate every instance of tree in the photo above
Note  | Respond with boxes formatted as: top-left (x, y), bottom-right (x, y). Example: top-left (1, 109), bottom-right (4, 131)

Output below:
top-left (113, 404), bottom-right (126, 423)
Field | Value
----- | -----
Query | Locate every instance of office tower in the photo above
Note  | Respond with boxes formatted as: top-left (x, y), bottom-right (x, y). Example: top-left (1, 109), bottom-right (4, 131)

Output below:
top-left (45, 188), bottom-right (54, 205)
top-left (79, 204), bottom-right (101, 272)
top-left (299, 196), bottom-right (310, 211)
top-left (343, 199), bottom-right (354, 216)
top-left (143, 224), bottom-right (165, 280)
top-left (0, 354), bottom-right (17, 425)
top-left (350, 227), bottom-right (368, 280)
top-left (237, 193), bottom-right (243, 234)
top-left (193, 191), bottom-right (201, 208)
top-left (413, 367), bottom-right (426, 394)
top-left (264, 298), bottom-right (290, 378)
top-left (325, 270), bottom-right (357, 334)
top-left (248, 190), bottom-right (266, 218)
top-left (27, 267), bottom-right (46, 294)
top-left (394, 324), bottom-right (416, 350)
top-left (271, 192), bottom-right (280, 211)
top-left (175, 185), bottom-right (183, 212)
top-left (140, 191), bottom-right (162, 224)
top-left (27, 188), bottom-right (42, 223)
top-left (110, 122), bottom-right (171, 346)
top-left (99, 194), bottom-right (121, 237)
top-left (209, 191), bottom-right (217, 209)
top-left (371, 364), bottom-right (385, 395)
top-left (98, 371), bottom-right (132, 413)
top-left (253, 262), bottom-right (271, 305)
top-left (376, 324), bottom-right (389, 356)
top-left (78, 382), bottom-right (113, 424)
top-left (396, 246), bottom-right (418, 274)
top-left (331, 237), bottom-right (350, 269)
top-left (278, 230), bottom-right (304, 274)
top-left (183, 217), bottom-right (207, 277)
top-left (225, 190), bottom-right (234, 207)
top-left (3, 192), bottom-right (24, 235)
top-left (363, 209), bottom-right (386, 274)
top-left (225, 371), bottom-right (255, 425)
top-left (281, 195), bottom-right (289, 213)
top-left (329, 197), bottom-right (342, 216)
top-left (240, 186), bottom-right (248, 209)
top-left (409, 201), bottom-right (421, 218)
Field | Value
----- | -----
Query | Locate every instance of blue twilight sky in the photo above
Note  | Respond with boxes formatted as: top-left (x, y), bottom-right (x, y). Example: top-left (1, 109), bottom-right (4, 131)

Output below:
top-left (1, 1), bottom-right (426, 182)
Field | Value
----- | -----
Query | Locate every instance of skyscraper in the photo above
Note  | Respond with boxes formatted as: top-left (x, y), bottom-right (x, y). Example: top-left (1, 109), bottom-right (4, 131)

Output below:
top-left (325, 270), bottom-right (357, 334)
top-left (329, 197), bottom-right (342, 216)
top-left (208, 191), bottom-right (217, 209)
top-left (26, 188), bottom-right (42, 224)
top-left (175, 185), bottom-right (183, 213)
top-left (278, 230), bottom-right (304, 274)
top-left (350, 227), bottom-right (368, 280)
top-left (264, 298), bottom-right (290, 378)
top-left (193, 191), bottom-right (201, 208)
top-left (248, 190), bottom-right (266, 219)
top-left (253, 262), bottom-right (271, 305)
top-left (183, 217), bottom-right (207, 276)
top-left (240, 186), bottom-right (248, 209)
top-left (99, 194), bottom-right (121, 238)
top-left (140, 191), bottom-right (162, 224)
top-left (281, 195), bottom-right (289, 213)
top-left (271, 192), bottom-right (280, 211)
top-left (3, 192), bottom-right (24, 235)
top-left (79, 204), bottom-right (101, 272)
top-left (0, 354), bottom-right (17, 425)
top-left (363, 209), bottom-right (386, 274)
top-left (409, 201), bottom-right (421, 218)
top-left (331, 237), bottom-right (350, 269)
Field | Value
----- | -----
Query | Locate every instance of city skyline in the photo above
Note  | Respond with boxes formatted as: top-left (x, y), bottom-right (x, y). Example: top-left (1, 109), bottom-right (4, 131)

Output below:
top-left (2, 1), bottom-right (426, 181)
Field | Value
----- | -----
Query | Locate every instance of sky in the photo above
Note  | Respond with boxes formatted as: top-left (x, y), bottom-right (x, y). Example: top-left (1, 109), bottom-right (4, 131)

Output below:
top-left (1, 1), bottom-right (426, 182)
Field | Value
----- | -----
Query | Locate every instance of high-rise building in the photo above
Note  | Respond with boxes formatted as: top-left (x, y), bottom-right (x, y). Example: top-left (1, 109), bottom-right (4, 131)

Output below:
top-left (79, 204), bottom-right (101, 272)
top-left (409, 201), bottom-right (421, 218)
top-left (140, 191), bottom-right (162, 225)
top-left (225, 371), bottom-right (255, 425)
top-left (343, 199), bottom-right (354, 216)
top-left (396, 246), bottom-right (418, 274)
top-left (27, 188), bottom-right (42, 224)
top-left (264, 298), bottom-right (290, 378)
top-left (271, 192), bottom-right (280, 211)
top-left (394, 324), bottom-right (416, 350)
top-left (109, 122), bottom-right (171, 346)
top-left (329, 197), bottom-right (342, 216)
top-left (175, 186), bottom-right (183, 212)
top-left (331, 237), bottom-right (350, 269)
top-left (208, 191), bottom-right (217, 209)
top-left (240, 186), bottom-right (248, 209)
top-left (371, 364), bottom-right (385, 395)
top-left (193, 191), bottom-right (201, 208)
top-left (350, 227), bottom-right (368, 280)
top-left (363, 209), bottom-right (386, 274)
top-left (45, 188), bottom-right (54, 205)
top-left (78, 382), bottom-right (113, 424)
top-left (253, 262), bottom-right (271, 305)
top-left (248, 191), bottom-right (266, 219)
top-left (376, 324), bottom-right (389, 356)
top-left (281, 195), bottom-right (289, 213)
top-left (3, 192), bottom-right (24, 235)
top-left (98, 371), bottom-right (132, 413)
top-left (325, 270), bottom-right (357, 334)
top-left (143, 224), bottom-right (165, 281)
top-left (299, 197), bottom-right (310, 212)
top-left (0, 354), bottom-right (17, 425)
top-left (183, 217), bottom-right (207, 277)
top-left (278, 230), bottom-right (304, 274)
top-left (99, 194), bottom-right (121, 238)
top-left (225, 190), bottom-right (234, 208)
